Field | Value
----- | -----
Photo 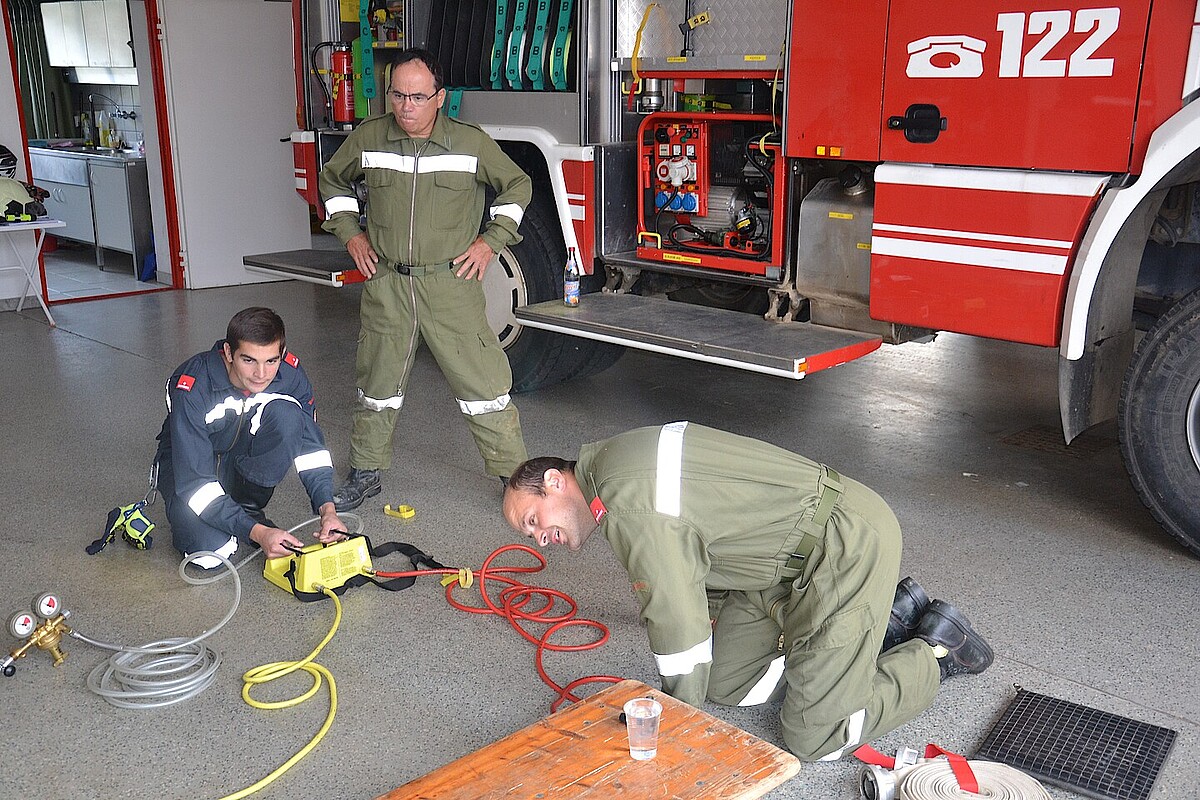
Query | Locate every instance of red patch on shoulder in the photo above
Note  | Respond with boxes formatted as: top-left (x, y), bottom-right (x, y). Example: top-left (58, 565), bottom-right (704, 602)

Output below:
top-left (176, 374), bottom-right (195, 391)
top-left (631, 580), bottom-right (649, 594)
top-left (589, 496), bottom-right (607, 523)
top-left (284, 351), bottom-right (299, 368)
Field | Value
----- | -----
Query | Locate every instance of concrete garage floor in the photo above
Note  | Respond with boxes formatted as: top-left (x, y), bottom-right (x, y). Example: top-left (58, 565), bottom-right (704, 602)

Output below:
top-left (1, 281), bottom-right (1196, 800)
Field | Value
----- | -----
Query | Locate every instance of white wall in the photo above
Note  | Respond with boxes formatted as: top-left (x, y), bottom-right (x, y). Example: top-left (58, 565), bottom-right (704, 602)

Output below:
top-left (0, 0), bottom-right (310, 303)
top-left (155, 0), bottom-right (309, 288)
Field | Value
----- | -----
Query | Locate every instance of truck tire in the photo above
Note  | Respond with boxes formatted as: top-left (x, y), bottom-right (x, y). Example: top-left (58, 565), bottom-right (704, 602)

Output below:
top-left (481, 193), bottom-right (623, 392)
top-left (1118, 285), bottom-right (1200, 556)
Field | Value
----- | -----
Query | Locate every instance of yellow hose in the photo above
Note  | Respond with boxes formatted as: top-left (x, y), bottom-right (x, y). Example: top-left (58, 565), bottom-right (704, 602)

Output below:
top-left (630, 3), bottom-right (662, 87)
top-left (217, 587), bottom-right (342, 800)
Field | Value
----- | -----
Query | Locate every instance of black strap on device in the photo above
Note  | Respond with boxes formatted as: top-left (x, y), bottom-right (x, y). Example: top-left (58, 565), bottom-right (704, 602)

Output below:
top-left (285, 533), bottom-right (447, 603)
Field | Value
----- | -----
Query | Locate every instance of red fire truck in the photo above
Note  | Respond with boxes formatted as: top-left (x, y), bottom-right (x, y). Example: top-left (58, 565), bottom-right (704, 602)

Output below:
top-left (247, 0), bottom-right (1200, 555)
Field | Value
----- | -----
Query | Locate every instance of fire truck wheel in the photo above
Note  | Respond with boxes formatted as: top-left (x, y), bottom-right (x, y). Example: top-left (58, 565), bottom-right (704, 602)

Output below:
top-left (1118, 285), bottom-right (1200, 556)
top-left (481, 193), bottom-right (623, 392)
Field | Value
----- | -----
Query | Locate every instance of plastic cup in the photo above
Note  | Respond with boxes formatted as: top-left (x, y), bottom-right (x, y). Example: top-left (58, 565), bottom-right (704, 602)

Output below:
top-left (623, 697), bottom-right (663, 760)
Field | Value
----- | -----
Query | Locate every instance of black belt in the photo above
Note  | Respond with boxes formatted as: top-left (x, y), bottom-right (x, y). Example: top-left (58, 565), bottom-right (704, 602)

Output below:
top-left (782, 465), bottom-right (843, 578)
top-left (390, 261), bottom-right (452, 276)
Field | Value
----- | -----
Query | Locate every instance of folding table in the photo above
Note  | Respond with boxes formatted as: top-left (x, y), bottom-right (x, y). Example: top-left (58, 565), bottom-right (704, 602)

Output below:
top-left (0, 217), bottom-right (65, 327)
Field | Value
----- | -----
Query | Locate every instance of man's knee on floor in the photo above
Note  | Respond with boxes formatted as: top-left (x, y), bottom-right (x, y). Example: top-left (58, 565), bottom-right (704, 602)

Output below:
top-left (705, 686), bottom-right (744, 707)
top-left (164, 497), bottom-right (234, 556)
top-left (707, 660), bottom-right (786, 708)
top-left (782, 724), bottom-right (847, 763)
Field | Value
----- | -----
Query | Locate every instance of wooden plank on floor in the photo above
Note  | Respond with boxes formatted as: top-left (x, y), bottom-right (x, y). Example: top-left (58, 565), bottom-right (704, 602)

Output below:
top-left (376, 679), bottom-right (801, 799)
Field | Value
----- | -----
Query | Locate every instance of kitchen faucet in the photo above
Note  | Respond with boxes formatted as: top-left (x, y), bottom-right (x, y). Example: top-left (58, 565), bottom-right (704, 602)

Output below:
top-left (87, 92), bottom-right (138, 124)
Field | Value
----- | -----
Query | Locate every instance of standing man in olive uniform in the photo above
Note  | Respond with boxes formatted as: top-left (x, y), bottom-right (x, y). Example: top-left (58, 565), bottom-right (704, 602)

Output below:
top-left (319, 48), bottom-right (531, 510)
top-left (502, 422), bottom-right (993, 762)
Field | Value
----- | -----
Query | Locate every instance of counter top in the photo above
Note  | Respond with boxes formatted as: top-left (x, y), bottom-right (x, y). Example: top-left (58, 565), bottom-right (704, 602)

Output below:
top-left (29, 146), bottom-right (145, 163)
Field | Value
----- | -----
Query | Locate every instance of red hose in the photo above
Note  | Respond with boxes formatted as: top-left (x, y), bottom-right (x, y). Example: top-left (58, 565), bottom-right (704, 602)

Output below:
top-left (374, 544), bottom-right (622, 711)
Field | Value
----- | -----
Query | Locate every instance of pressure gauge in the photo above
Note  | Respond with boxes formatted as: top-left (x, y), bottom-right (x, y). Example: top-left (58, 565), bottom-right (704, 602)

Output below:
top-left (8, 610), bottom-right (36, 638)
top-left (33, 592), bottom-right (61, 619)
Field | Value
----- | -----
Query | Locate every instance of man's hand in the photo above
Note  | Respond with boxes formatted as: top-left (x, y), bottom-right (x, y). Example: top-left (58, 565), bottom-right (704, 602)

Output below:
top-left (249, 524), bottom-right (305, 559)
top-left (452, 236), bottom-right (495, 280)
top-left (347, 232), bottom-right (380, 278)
top-left (315, 503), bottom-right (348, 544)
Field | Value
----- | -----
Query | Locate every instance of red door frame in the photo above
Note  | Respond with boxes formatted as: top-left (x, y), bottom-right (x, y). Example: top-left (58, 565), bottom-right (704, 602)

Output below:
top-left (1, 0), bottom-right (183, 304)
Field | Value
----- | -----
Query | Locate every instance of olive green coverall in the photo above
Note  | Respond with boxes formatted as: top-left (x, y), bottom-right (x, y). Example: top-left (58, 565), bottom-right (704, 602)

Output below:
top-left (575, 422), bottom-right (940, 761)
top-left (319, 111), bottom-right (531, 476)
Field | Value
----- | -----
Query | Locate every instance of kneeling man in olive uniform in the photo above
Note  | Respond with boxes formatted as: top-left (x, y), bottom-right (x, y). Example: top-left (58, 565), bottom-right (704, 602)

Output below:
top-left (502, 422), bottom-right (992, 762)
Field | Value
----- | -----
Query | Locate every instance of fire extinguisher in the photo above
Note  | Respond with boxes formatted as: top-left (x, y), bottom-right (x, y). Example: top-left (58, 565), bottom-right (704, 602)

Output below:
top-left (331, 43), bottom-right (354, 129)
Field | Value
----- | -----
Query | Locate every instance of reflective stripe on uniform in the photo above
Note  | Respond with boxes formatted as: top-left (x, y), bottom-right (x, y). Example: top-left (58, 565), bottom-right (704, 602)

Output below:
top-left (358, 388), bottom-right (404, 412)
top-left (738, 655), bottom-right (786, 706)
top-left (324, 195), bottom-right (359, 216)
top-left (189, 535), bottom-right (239, 570)
top-left (202, 393), bottom-right (303, 434)
top-left (188, 481), bottom-right (225, 516)
top-left (490, 202), bottom-right (525, 226)
top-left (818, 707), bottom-right (867, 761)
top-left (246, 394), bottom-right (303, 435)
top-left (654, 634), bottom-right (712, 676)
top-left (294, 450), bottom-right (333, 473)
top-left (205, 396), bottom-right (245, 424)
top-left (655, 421), bottom-right (688, 517)
top-left (361, 151), bottom-right (479, 174)
top-left (457, 394), bottom-right (511, 416)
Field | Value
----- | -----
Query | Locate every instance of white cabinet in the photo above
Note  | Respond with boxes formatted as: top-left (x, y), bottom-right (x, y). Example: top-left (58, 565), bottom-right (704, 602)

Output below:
top-left (104, 0), bottom-right (134, 67)
top-left (41, 181), bottom-right (95, 244)
top-left (30, 149), bottom-right (151, 274)
top-left (30, 152), bottom-right (94, 244)
top-left (90, 160), bottom-right (147, 253)
top-left (81, 1), bottom-right (114, 67)
top-left (41, 1), bottom-right (133, 68)
top-left (40, 3), bottom-right (88, 67)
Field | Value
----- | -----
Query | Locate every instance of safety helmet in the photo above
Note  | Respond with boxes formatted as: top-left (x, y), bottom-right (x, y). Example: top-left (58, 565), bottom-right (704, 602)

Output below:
top-left (0, 177), bottom-right (45, 218)
top-left (0, 145), bottom-right (16, 180)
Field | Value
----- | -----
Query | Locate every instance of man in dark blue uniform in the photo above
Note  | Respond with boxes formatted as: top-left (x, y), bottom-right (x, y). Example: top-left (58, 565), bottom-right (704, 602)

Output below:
top-left (155, 307), bottom-right (346, 568)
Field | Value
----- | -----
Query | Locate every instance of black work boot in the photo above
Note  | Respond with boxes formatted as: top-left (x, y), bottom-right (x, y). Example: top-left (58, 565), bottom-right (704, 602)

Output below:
top-left (882, 576), bottom-right (931, 653)
top-left (231, 473), bottom-right (277, 529)
top-left (332, 468), bottom-right (382, 512)
top-left (916, 599), bottom-right (994, 680)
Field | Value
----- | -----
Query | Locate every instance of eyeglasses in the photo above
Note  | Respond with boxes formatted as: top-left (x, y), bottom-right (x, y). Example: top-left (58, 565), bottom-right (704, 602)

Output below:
top-left (387, 89), bottom-right (440, 106)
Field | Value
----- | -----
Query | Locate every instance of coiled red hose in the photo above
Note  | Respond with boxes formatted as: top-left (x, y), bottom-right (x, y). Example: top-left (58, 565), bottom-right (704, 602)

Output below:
top-left (374, 544), bottom-right (622, 711)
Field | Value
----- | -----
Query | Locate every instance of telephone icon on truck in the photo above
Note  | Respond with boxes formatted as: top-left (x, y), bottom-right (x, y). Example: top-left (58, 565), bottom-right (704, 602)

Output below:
top-left (906, 35), bottom-right (987, 78)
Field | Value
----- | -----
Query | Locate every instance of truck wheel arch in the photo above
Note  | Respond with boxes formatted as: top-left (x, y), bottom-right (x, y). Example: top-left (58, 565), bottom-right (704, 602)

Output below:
top-left (1060, 101), bottom-right (1200, 442)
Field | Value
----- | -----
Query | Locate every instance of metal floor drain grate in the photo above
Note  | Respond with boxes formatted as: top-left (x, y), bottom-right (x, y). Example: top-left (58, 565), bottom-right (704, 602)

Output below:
top-left (975, 687), bottom-right (1176, 800)
top-left (1000, 424), bottom-right (1116, 459)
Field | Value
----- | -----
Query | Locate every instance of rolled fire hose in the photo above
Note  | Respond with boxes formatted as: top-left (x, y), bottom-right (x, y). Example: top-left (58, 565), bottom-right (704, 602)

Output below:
top-left (861, 757), bottom-right (1052, 800)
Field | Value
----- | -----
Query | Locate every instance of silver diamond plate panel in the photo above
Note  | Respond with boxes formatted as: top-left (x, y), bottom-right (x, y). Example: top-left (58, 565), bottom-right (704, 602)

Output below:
top-left (616, 0), bottom-right (788, 60)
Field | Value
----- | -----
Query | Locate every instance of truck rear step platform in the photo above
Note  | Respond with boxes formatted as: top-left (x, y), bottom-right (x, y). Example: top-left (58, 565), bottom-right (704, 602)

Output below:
top-left (515, 293), bottom-right (882, 379)
top-left (243, 249), bottom-right (365, 287)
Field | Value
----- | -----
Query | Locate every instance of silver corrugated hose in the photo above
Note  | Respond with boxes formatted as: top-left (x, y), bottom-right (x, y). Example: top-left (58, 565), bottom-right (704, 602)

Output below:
top-left (69, 514), bottom-right (363, 709)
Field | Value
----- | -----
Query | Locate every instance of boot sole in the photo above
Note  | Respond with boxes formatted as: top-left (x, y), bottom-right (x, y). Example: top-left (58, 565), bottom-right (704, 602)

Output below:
top-left (919, 599), bottom-right (995, 673)
top-left (333, 482), bottom-right (381, 512)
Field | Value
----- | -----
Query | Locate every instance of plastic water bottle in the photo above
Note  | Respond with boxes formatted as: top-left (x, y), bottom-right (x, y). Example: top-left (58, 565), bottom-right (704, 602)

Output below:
top-left (564, 246), bottom-right (580, 307)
